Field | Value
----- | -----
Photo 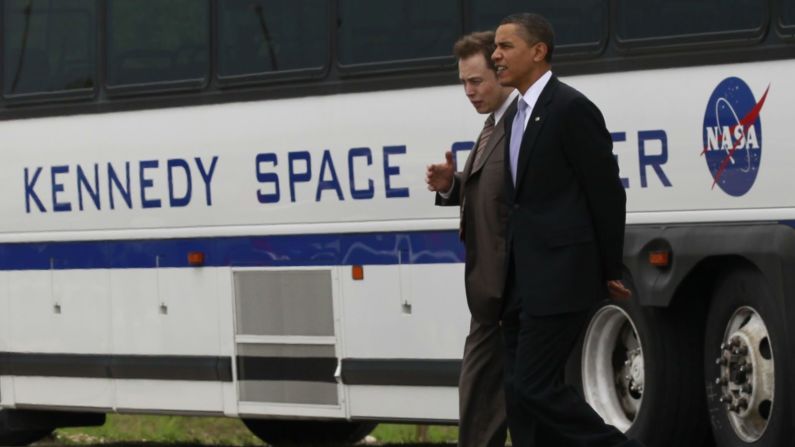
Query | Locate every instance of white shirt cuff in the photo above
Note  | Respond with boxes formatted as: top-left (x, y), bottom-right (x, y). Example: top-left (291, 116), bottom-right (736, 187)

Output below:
top-left (438, 176), bottom-right (456, 199)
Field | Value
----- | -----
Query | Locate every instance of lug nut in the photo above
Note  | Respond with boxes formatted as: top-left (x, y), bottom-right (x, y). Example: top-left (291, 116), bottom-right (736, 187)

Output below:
top-left (719, 394), bottom-right (733, 404)
top-left (737, 398), bottom-right (749, 410)
top-left (735, 345), bottom-right (748, 355)
top-left (715, 377), bottom-right (728, 386)
top-left (716, 357), bottom-right (727, 366)
top-left (740, 364), bottom-right (753, 373)
top-left (741, 384), bottom-right (752, 394)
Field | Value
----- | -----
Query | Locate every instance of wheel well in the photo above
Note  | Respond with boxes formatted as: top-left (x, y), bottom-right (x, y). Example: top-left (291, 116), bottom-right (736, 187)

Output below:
top-left (669, 256), bottom-right (758, 307)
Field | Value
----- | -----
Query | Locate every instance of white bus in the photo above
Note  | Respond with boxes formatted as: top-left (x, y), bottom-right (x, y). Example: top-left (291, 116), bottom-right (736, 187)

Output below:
top-left (0, 1), bottom-right (793, 446)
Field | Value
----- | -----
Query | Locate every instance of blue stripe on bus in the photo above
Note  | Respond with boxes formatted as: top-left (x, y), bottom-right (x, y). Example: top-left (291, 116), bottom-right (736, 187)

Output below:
top-left (0, 231), bottom-right (464, 270)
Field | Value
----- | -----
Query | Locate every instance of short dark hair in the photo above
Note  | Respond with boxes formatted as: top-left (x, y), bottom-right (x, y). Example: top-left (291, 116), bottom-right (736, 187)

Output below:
top-left (500, 13), bottom-right (554, 63)
top-left (453, 31), bottom-right (497, 72)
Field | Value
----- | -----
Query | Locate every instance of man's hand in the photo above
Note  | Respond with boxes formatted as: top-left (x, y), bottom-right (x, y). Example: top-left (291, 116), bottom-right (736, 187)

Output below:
top-left (607, 280), bottom-right (632, 300)
top-left (426, 151), bottom-right (455, 192)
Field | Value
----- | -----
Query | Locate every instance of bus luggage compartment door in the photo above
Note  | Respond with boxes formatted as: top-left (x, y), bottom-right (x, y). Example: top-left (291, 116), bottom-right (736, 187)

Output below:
top-left (232, 268), bottom-right (345, 418)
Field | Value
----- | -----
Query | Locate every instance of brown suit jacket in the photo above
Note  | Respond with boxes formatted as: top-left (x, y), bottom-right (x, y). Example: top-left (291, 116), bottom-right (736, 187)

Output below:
top-left (436, 103), bottom-right (514, 324)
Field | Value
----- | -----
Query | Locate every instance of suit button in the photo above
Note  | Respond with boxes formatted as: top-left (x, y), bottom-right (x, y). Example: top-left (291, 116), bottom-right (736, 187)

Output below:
top-left (513, 204), bottom-right (520, 210)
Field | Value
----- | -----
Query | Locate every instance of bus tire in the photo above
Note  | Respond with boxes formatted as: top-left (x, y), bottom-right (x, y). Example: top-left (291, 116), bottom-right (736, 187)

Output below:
top-left (703, 268), bottom-right (790, 446)
top-left (242, 419), bottom-right (376, 446)
top-left (571, 282), bottom-right (708, 447)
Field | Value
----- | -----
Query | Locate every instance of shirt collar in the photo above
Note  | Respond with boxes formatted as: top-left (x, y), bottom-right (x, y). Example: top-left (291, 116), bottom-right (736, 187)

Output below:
top-left (494, 90), bottom-right (519, 124)
top-left (519, 70), bottom-right (553, 111)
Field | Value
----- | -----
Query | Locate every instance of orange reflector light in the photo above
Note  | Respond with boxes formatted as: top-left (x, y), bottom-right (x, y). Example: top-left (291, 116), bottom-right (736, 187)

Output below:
top-left (187, 251), bottom-right (206, 266)
top-left (649, 250), bottom-right (670, 267)
top-left (352, 265), bottom-right (364, 280)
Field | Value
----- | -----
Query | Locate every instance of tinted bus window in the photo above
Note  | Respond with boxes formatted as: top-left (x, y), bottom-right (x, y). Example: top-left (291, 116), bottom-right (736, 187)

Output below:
top-left (3, 0), bottom-right (95, 96)
top-left (469, 0), bottom-right (606, 50)
top-left (617, 0), bottom-right (765, 41)
top-left (218, 0), bottom-right (328, 78)
top-left (782, 0), bottom-right (795, 26)
top-left (338, 0), bottom-right (461, 65)
top-left (106, 0), bottom-right (209, 87)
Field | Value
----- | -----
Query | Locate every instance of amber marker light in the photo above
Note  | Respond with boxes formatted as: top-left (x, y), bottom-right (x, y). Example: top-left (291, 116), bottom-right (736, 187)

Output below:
top-left (187, 251), bottom-right (206, 266)
top-left (352, 265), bottom-right (364, 280)
top-left (649, 250), bottom-right (671, 268)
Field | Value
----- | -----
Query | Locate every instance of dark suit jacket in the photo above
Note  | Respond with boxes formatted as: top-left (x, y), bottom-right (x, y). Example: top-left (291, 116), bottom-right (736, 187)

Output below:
top-left (503, 76), bottom-right (625, 316)
top-left (436, 104), bottom-right (514, 324)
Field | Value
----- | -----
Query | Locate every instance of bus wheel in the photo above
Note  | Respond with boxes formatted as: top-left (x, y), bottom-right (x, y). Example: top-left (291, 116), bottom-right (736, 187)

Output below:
top-left (703, 269), bottom-right (789, 446)
top-left (242, 419), bottom-right (376, 446)
top-left (575, 285), bottom-right (707, 447)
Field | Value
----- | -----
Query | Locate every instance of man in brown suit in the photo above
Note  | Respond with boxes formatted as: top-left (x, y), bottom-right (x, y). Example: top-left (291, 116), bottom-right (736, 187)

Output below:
top-left (426, 31), bottom-right (516, 447)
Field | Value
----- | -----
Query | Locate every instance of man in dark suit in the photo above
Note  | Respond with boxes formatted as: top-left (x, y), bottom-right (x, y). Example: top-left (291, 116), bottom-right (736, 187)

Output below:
top-left (491, 13), bottom-right (643, 447)
top-left (426, 31), bottom-right (516, 447)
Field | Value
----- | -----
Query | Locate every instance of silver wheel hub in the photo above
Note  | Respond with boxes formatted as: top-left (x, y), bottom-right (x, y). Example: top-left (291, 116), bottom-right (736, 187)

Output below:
top-left (713, 306), bottom-right (774, 442)
top-left (582, 305), bottom-right (644, 432)
top-left (625, 347), bottom-right (644, 394)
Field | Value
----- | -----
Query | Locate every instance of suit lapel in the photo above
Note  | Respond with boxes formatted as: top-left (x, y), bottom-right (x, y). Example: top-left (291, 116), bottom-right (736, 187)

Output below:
top-left (515, 77), bottom-right (558, 193)
top-left (464, 99), bottom-right (514, 181)
top-left (469, 117), bottom-right (505, 176)
top-left (503, 106), bottom-right (516, 200)
top-left (458, 127), bottom-right (485, 237)
top-left (460, 126), bottom-right (483, 185)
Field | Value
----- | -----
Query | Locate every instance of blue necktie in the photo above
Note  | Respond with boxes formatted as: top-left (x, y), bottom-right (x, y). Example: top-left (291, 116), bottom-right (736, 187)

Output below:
top-left (509, 98), bottom-right (528, 185)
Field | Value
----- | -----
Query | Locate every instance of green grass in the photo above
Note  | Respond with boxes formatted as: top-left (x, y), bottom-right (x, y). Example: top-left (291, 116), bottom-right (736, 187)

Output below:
top-left (51, 415), bottom-right (458, 445)
top-left (370, 424), bottom-right (457, 444)
top-left (55, 415), bottom-right (264, 445)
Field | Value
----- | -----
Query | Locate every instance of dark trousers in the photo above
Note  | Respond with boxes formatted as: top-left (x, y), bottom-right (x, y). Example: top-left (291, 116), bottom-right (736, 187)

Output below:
top-left (458, 318), bottom-right (508, 447)
top-left (501, 285), bottom-right (643, 447)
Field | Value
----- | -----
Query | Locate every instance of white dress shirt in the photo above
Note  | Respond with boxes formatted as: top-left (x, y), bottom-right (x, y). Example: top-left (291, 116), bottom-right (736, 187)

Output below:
top-left (516, 70), bottom-right (553, 132)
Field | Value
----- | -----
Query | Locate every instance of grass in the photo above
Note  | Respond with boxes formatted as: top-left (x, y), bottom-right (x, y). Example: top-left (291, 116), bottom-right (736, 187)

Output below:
top-left (54, 415), bottom-right (264, 445)
top-left (370, 424), bottom-right (458, 444)
top-left (48, 415), bottom-right (458, 445)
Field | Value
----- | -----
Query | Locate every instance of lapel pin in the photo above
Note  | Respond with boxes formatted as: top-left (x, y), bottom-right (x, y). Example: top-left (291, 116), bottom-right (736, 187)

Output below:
top-left (534, 116), bottom-right (541, 122)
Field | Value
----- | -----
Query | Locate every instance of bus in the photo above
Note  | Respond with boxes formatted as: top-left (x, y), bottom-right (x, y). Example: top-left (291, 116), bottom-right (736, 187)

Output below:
top-left (0, 0), bottom-right (793, 446)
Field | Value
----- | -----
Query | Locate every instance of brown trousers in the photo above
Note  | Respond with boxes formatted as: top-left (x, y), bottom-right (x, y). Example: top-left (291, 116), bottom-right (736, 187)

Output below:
top-left (458, 318), bottom-right (508, 447)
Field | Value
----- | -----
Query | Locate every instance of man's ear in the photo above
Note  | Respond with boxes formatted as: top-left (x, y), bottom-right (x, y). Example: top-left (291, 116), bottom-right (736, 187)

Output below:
top-left (533, 42), bottom-right (549, 63)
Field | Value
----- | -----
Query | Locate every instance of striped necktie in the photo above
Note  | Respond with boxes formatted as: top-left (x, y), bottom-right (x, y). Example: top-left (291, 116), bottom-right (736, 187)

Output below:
top-left (473, 113), bottom-right (495, 168)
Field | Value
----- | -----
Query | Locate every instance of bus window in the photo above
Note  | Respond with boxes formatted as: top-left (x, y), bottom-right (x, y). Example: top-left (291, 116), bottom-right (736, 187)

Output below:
top-left (106, 0), bottom-right (209, 88)
top-left (782, 0), bottom-right (795, 27)
top-left (3, 0), bottom-right (95, 97)
top-left (616, 0), bottom-right (766, 44)
top-left (469, 0), bottom-right (606, 55)
top-left (337, 0), bottom-right (461, 67)
top-left (217, 0), bottom-right (328, 80)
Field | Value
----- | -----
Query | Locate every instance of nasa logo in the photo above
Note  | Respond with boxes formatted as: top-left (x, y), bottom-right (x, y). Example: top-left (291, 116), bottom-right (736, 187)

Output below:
top-left (702, 77), bottom-right (769, 196)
